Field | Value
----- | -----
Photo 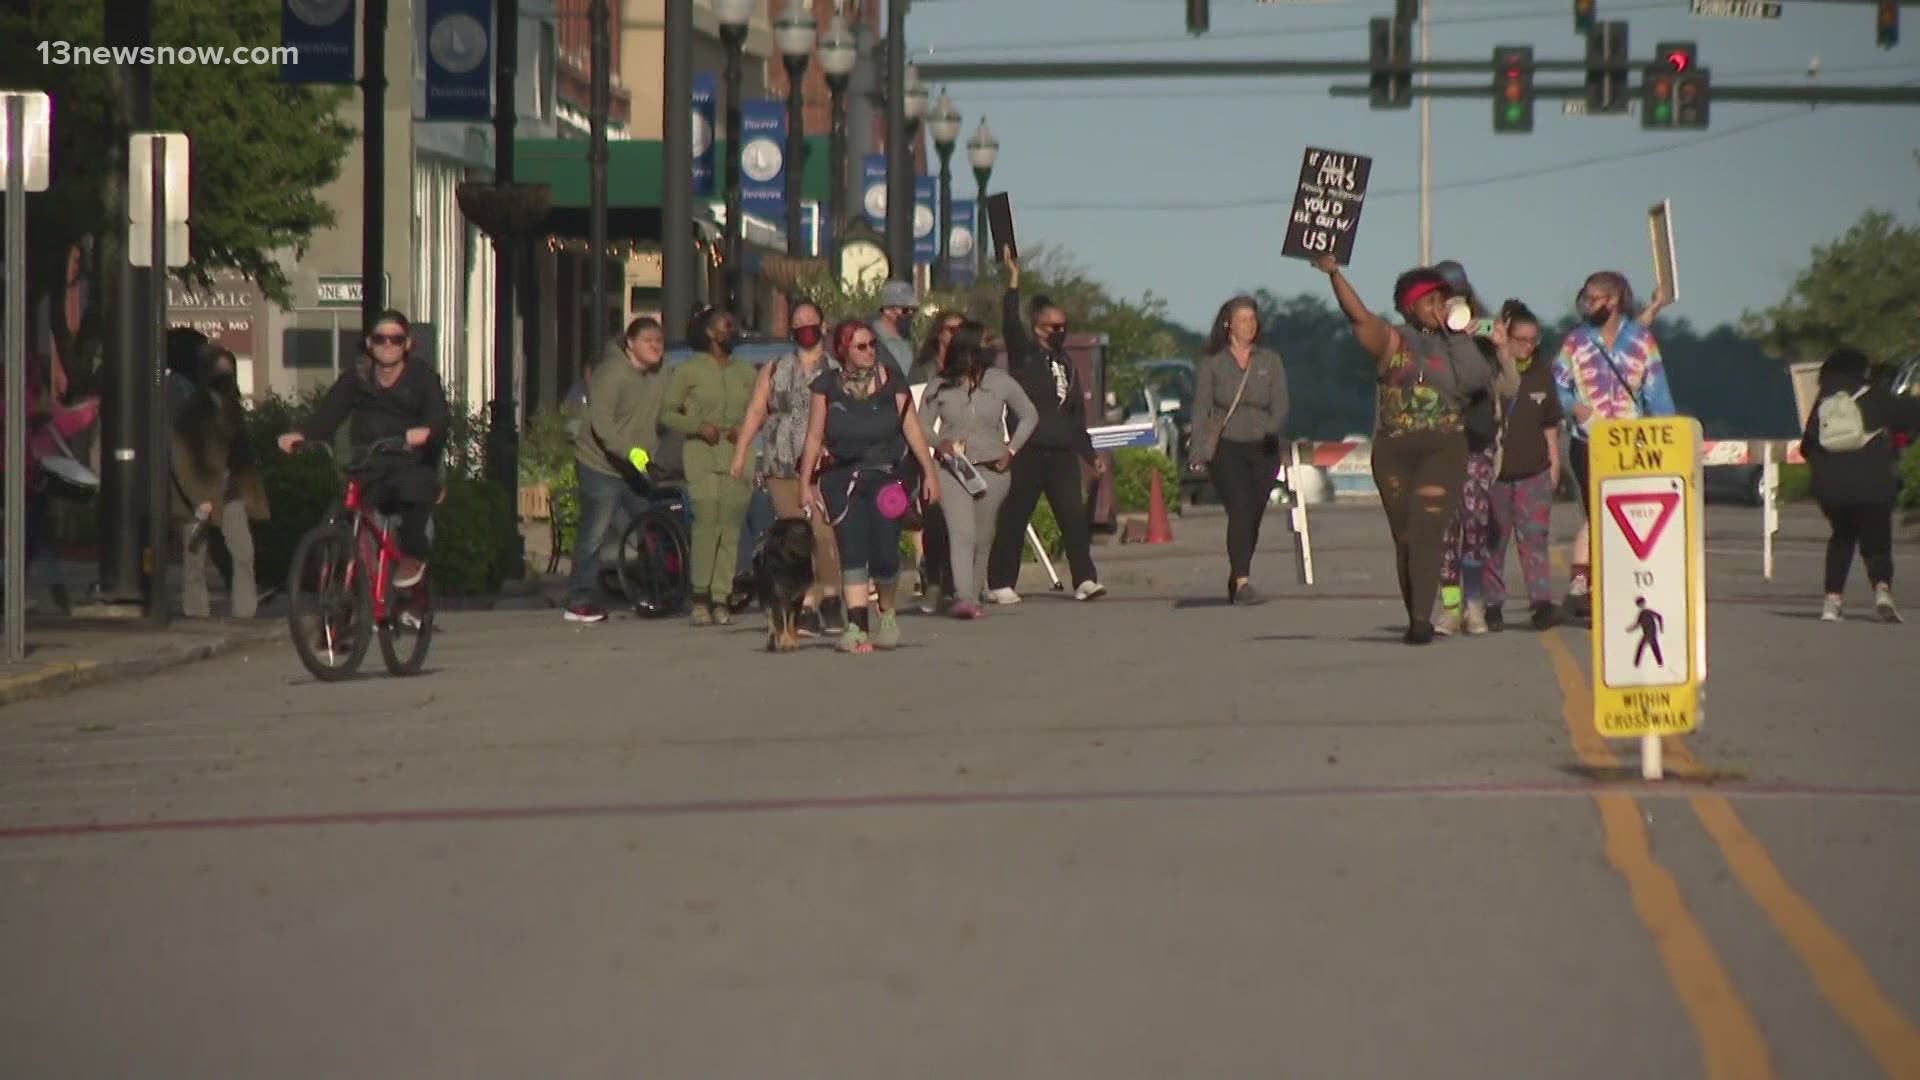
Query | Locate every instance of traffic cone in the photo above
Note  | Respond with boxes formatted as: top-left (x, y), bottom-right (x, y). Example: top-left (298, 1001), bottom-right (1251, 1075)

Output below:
top-left (1145, 469), bottom-right (1174, 544)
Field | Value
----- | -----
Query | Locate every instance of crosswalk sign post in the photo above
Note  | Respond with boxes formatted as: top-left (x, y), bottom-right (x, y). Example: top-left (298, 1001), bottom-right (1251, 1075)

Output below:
top-left (1588, 417), bottom-right (1707, 780)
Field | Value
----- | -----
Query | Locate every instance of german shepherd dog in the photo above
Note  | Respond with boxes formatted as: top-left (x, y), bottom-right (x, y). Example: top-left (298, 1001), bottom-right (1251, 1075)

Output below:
top-left (754, 517), bottom-right (816, 652)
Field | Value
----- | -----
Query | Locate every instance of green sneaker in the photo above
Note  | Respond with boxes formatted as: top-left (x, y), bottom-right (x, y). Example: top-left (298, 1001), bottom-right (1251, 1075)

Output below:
top-left (872, 610), bottom-right (901, 650)
top-left (836, 625), bottom-right (872, 654)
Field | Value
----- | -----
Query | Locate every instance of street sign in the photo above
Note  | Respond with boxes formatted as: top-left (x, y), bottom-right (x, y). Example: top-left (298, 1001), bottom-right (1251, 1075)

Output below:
top-left (1690, 0), bottom-right (1782, 18)
top-left (1589, 418), bottom-right (1707, 755)
top-left (1563, 99), bottom-right (1641, 117)
top-left (1280, 147), bottom-right (1371, 266)
top-left (1648, 198), bottom-right (1679, 303)
top-left (316, 273), bottom-right (391, 309)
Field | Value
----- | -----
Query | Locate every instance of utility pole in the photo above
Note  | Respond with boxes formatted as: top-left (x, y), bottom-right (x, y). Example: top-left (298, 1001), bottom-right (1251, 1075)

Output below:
top-left (363, 0), bottom-right (388, 331)
top-left (589, 0), bottom-right (610, 355)
top-left (884, 0), bottom-right (911, 279)
top-left (1418, 0), bottom-right (1431, 264)
top-left (663, 0), bottom-right (693, 340)
top-left (490, 0), bottom-right (520, 508)
top-left (99, 0), bottom-right (155, 608)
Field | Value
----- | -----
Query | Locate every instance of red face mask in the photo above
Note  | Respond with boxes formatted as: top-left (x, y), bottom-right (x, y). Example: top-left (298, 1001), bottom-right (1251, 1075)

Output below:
top-left (793, 324), bottom-right (823, 349)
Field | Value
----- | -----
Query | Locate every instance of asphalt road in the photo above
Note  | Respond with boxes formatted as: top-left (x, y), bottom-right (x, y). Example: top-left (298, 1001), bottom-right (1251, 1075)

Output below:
top-left (1, 503), bottom-right (1915, 1079)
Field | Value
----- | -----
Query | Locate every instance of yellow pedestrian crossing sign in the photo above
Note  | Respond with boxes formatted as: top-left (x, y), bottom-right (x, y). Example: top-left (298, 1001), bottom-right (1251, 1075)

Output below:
top-left (1588, 417), bottom-right (1706, 738)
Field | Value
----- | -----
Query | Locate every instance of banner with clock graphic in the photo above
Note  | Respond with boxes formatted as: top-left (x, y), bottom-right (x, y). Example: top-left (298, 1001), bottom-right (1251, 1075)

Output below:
top-left (740, 99), bottom-right (786, 222)
top-left (949, 201), bottom-right (976, 285)
top-left (280, 0), bottom-right (356, 84)
top-left (861, 154), bottom-right (887, 229)
top-left (423, 0), bottom-right (493, 120)
top-left (912, 175), bottom-right (936, 265)
top-left (692, 73), bottom-right (715, 197)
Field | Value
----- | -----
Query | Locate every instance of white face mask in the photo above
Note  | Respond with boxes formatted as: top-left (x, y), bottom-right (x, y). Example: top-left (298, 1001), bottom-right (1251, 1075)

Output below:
top-left (1444, 297), bottom-right (1474, 333)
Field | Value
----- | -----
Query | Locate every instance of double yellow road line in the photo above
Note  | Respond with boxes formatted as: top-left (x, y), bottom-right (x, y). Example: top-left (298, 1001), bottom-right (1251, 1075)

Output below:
top-left (1539, 629), bottom-right (1920, 1078)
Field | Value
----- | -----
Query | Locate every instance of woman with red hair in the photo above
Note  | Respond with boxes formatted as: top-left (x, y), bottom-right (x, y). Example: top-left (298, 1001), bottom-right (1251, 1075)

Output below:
top-left (1312, 256), bottom-right (1495, 644)
top-left (797, 319), bottom-right (942, 653)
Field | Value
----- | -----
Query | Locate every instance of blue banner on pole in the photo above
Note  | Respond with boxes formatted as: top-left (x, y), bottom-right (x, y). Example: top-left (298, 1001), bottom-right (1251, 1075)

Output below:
top-left (861, 154), bottom-right (887, 229)
top-left (280, 0), bottom-right (357, 84)
top-left (692, 72), bottom-right (716, 197)
top-left (949, 200), bottom-right (976, 285)
top-left (423, 0), bottom-right (493, 119)
top-left (912, 176), bottom-right (936, 265)
top-left (740, 99), bottom-right (786, 222)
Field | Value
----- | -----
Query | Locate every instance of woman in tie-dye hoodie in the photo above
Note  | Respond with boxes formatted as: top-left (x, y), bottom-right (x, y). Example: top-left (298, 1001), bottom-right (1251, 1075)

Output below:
top-left (1552, 271), bottom-right (1674, 618)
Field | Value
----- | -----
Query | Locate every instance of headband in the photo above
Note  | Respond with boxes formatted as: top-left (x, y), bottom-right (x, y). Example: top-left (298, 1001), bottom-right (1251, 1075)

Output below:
top-left (1397, 280), bottom-right (1445, 310)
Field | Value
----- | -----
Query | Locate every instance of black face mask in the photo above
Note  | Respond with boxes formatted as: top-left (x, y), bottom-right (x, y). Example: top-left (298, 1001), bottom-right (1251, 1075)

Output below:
top-left (1044, 328), bottom-right (1068, 353)
top-left (207, 371), bottom-right (238, 394)
top-left (1583, 306), bottom-right (1613, 328)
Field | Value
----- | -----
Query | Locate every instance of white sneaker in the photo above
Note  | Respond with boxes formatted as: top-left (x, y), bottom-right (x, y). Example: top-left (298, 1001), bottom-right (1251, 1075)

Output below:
top-left (1433, 605), bottom-right (1461, 637)
top-left (985, 587), bottom-right (1022, 605)
top-left (1820, 596), bottom-right (1843, 622)
top-left (1463, 601), bottom-right (1489, 636)
top-left (1874, 586), bottom-right (1902, 624)
top-left (1074, 580), bottom-right (1107, 601)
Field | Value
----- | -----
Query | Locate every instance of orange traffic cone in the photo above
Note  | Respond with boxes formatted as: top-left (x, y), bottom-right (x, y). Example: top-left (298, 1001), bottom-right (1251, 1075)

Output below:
top-left (1145, 469), bottom-right (1174, 544)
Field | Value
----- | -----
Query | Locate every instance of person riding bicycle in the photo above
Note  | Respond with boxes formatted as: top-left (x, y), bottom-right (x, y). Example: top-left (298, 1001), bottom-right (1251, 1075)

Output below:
top-left (276, 310), bottom-right (450, 589)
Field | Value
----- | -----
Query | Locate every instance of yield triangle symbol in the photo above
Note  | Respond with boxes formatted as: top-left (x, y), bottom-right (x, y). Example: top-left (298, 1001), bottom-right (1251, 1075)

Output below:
top-left (1605, 492), bottom-right (1679, 561)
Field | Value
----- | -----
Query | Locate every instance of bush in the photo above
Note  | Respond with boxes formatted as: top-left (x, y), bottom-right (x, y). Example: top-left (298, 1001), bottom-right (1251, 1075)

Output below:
top-left (1899, 440), bottom-right (1920, 511)
top-left (518, 406), bottom-right (574, 489)
top-left (252, 451), bottom-right (343, 589)
top-left (1110, 448), bottom-right (1178, 514)
top-left (1775, 462), bottom-right (1812, 503)
top-left (433, 477), bottom-right (516, 595)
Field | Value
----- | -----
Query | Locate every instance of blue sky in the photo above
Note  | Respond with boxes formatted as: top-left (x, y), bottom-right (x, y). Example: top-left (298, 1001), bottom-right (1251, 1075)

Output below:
top-left (909, 0), bottom-right (1920, 339)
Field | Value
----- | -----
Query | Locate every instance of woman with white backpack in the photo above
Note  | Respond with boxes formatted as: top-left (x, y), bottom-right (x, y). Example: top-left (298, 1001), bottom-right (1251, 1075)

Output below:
top-left (1799, 348), bottom-right (1920, 623)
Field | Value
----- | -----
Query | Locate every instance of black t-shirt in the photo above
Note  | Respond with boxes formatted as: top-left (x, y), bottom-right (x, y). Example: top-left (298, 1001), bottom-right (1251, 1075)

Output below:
top-left (1498, 358), bottom-right (1564, 480)
top-left (812, 369), bottom-right (908, 472)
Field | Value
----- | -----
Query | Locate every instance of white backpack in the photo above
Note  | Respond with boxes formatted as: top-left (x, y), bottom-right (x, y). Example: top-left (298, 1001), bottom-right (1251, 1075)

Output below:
top-left (1815, 387), bottom-right (1881, 453)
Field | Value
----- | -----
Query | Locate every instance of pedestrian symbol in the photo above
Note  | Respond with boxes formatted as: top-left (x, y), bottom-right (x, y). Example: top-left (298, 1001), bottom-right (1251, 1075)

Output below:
top-left (1631, 597), bottom-right (1665, 668)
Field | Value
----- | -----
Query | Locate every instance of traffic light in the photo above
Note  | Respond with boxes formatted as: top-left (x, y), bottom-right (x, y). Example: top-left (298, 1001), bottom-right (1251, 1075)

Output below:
top-left (1574, 0), bottom-right (1595, 34)
top-left (1585, 21), bottom-right (1629, 113)
top-left (1642, 45), bottom-right (1708, 130)
top-left (1369, 17), bottom-right (1413, 110)
top-left (1878, 0), bottom-right (1899, 48)
top-left (1186, 0), bottom-right (1208, 36)
top-left (1493, 46), bottom-right (1534, 133)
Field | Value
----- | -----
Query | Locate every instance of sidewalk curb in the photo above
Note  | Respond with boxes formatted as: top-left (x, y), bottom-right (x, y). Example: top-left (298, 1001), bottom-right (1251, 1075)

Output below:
top-left (0, 625), bottom-right (286, 709)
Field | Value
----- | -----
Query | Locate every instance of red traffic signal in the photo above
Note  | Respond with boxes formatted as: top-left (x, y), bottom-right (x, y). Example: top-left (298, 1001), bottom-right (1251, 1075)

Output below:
top-left (1665, 49), bottom-right (1690, 72)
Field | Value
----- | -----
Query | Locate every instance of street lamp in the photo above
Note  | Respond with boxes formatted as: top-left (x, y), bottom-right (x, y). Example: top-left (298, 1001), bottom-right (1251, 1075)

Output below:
top-left (966, 116), bottom-right (998, 276)
top-left (714, 0), bottom-right (752, 313)
top-left (926, 88), bottom-right (961, 288)
top-left (2, 90), bottom-right (52, 664)
top-left (774, 4), bottom-right (816, 259)
top-left (904, 64), bottom-right (929, 126)
top-left (818, 12), bottom-right (857, 279)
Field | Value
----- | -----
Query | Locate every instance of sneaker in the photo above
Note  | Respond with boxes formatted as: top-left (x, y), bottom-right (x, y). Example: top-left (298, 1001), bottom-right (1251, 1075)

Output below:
top-left (872, 610), bottom-right (901, 650)
top-left (1563, 590), bottom-right (1592, 620)
top-left (836, 625), bottom-right (872, 654)
top-left (1463, 601), bottom-right (1489, 636)
top-left (950, 600), bottom-right (983, 620)
top-left (1404, 620), bottom-right (1436, 645)
top-left (1232, 583), bottom-right (1266, 606)
top-left (1074, 580), bottom-right (1107, 601)
top-left (986, 587), bottom-right (1022, 605)
top-left (1530, 602), bottom-right (1562, 630)
top-left (1873, 586), bottom-right (1901, 623)
top-left (690, 603), bottom-right (714, 627)
top-left (797, 607), bottom-right (823, 638)
top-left (713, 603), bottom-right (734, 627)
top-left (919, 584), bottom-right (944, 615)
top-left (1433, 605), bottom-right (1461, 637)
top-left (564, 603), bottom-right (608, 624)
top-left (820, 597), bottom-right (848, 634)
top-left (1820, 596), bottom-right (1844, 623)
top-left (1485, 606), bottom-right (1506, 632)
top-left (393, 557), bottom-right (427, 590)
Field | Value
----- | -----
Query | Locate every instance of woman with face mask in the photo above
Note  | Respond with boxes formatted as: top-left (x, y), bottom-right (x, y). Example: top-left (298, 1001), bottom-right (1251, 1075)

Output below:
top-left (665, 306), bottom-right (759, 627)
top-left (732, 299), bottom-right (843, 633)
top-left (1313, 255), bottom-right (1494, 644)
top-left (172, 344), bottom-right (270, 618)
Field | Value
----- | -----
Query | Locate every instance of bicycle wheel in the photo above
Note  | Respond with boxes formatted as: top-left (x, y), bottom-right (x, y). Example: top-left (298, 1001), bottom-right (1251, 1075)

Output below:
top-left (377, 575), bottom-right (434, 676)
top-left (286, 524), bottom-right (372, 682)
top-left (616, 511), bottom-right (691, 618)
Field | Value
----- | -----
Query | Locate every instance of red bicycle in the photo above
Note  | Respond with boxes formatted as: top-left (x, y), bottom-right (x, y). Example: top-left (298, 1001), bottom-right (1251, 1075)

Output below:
top-left (285, 436), bottom-right (435, 681)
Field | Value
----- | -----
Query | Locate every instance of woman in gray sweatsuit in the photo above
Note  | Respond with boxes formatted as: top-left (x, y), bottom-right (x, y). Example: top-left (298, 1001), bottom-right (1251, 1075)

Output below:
top-left (917, 320), bottom-right (1039, 618)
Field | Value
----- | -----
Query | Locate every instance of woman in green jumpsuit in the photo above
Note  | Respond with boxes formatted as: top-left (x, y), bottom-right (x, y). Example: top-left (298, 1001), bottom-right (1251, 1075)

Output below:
top-left (662, 307), bottom-right (757, 625)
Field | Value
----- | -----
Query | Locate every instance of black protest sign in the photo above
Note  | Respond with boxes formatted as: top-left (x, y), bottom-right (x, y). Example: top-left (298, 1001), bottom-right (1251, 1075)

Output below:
top-left (987, 193), bottom-right (1017, 260)
top-left (1280, 148), bottom-right (1372, 265)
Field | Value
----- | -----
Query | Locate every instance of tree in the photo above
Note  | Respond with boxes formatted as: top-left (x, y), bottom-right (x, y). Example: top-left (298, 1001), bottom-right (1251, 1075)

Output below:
top-left (1740, 209), bottom-right (1920, 369)
top-left (2, 0), bottom-right (353, 383)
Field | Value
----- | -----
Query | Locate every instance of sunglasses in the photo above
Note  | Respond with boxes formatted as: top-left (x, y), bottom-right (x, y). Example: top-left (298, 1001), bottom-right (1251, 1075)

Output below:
top-left (368, 332), bottom-right (406, 346)
top-left (849, 339), bottom-right (875, 352)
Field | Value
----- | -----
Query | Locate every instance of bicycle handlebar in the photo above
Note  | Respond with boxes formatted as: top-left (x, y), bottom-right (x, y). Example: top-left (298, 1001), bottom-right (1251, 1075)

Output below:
top-left (300, 435), bottom-right (413, 472)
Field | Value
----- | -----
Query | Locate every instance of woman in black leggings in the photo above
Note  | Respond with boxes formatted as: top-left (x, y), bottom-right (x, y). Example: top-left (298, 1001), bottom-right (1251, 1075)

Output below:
top-left (1190, 295), bottom-right (1290, 605)
top-left (1313, 256), bottom-right (1495, 644)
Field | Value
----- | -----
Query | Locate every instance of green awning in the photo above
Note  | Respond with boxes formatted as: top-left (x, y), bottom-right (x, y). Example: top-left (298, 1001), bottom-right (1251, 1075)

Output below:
top-left (515, 137), bottom-right (834, 211)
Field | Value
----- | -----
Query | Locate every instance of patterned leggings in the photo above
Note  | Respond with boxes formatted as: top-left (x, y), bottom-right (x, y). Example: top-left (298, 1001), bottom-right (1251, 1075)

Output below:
top-left (1487, 469), bottom-right (1556, 609)
top-left (1440, 449), bottom-right (1496, 603)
